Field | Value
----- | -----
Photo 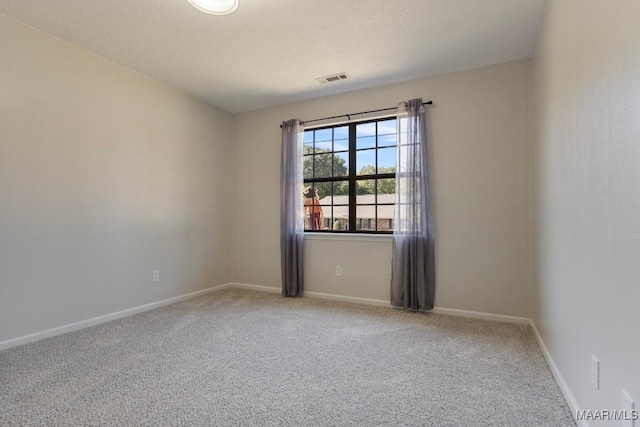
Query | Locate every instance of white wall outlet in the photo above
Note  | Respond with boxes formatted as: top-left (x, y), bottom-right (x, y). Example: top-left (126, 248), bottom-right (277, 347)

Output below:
top-left (622, 389), bottom-right (635, 427)
top-left (336, 266), bottom-right (342, 277)
top-left (591, 355), bottom-right (600, 390)
top-left (152, 270), bottom-right (160, 282)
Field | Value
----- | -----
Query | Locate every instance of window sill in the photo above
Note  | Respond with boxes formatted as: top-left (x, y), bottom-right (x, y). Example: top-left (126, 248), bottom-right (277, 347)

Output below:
top-left (304, 233), bottom-right (393, 243)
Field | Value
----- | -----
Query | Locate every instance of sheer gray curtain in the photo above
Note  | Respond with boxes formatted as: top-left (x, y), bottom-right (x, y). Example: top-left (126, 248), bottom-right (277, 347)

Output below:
top-left (391, 98), bottom-right (435, 310)
top-left (280, 119), bottom-right (305, 296)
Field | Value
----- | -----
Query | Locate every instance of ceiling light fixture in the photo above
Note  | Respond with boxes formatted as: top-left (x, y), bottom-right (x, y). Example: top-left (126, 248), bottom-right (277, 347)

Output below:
top-left (186, 0), bottom-right (238, 15)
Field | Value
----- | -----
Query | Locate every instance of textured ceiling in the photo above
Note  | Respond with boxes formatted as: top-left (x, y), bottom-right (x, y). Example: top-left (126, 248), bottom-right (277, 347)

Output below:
top-left (0, 0), bottom-right (547, 113)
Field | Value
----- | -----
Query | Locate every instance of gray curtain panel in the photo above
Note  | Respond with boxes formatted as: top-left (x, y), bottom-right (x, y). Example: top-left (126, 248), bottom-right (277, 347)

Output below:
top-left (390, 98), bottom-right (435, 310)
top-left (280, 119), bottom-right (305, 296)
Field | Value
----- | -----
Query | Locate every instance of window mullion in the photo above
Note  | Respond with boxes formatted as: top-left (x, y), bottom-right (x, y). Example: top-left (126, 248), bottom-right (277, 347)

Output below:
top-left (312, 130), bottom-right (316, 182)
top-left (374, 121), bottom-right (378, 231)
top-left (348, 123), bottom-right (356, 232)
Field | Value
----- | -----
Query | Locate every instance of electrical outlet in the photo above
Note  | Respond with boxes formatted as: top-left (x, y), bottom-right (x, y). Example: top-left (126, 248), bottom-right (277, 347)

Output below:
top-left (591, 355), bottom-right (600, 390)
top-left (622, 390), bottom-right (635, 427)
top-left (336, 266), bottom-right (342, 277)
top-left (152, 270), bottom-right (160, 282)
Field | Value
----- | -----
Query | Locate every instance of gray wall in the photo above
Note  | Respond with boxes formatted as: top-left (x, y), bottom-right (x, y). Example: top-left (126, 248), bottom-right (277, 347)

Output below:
top-left (530, 0), bottom-right (640, 421)
top-left (232, 59), bottom-right (531, 317)
top-left (0, 15), bottom-right (233, 342)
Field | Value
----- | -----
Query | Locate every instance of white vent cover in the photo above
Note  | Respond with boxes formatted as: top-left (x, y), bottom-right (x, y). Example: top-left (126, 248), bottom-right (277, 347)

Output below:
top-left (316, 72), bottom-right (349, 84)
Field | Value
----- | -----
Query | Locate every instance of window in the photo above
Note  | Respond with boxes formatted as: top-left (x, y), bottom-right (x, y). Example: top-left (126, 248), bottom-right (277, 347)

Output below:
top-left (303, 117), bottom-right (396, 233)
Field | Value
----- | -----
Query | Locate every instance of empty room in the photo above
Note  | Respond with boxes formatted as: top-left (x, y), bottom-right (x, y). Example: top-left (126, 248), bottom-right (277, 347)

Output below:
top-left (1, 0), bottom-right (638, 426)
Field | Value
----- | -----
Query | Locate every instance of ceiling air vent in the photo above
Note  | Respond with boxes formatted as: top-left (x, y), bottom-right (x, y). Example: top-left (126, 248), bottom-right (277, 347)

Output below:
top-left (316, 73), bottom-right (349, 84)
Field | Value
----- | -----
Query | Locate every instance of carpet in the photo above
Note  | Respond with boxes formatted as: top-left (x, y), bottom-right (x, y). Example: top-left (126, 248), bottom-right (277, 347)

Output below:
top-left (0, 288), bottom-right (575, 426)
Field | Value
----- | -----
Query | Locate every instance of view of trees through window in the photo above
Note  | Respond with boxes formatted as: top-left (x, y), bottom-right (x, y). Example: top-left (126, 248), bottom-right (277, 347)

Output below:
top-left (303, 118), bottom-right (396, 232)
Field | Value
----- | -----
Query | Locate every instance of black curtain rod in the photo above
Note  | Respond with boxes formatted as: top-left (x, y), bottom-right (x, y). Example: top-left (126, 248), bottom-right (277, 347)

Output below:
top-left (280, 100), bottom-right (433, 128)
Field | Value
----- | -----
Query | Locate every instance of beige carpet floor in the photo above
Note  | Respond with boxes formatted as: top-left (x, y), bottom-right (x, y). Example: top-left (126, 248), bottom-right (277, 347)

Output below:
top-left (0, 288), bottom-right (575, 426)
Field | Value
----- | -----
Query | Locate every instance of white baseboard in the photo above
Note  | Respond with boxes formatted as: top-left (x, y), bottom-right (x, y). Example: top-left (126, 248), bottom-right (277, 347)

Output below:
top-left (230, 283), bottom-right (530, 324)
top-left (0, 283), bottom-right (550, 360)
top-left (0, 283), bottom-right (232, 352)
top-left (304, 290), bottom-right (393, 307)
top-left (230, 282), bottom-right (281, 294)
top-left (230, 282), bottom-right (392, 307)
top-left (431, 307), bottom-right (531, 324)
top-left (530, 320), bottom-right (584, 427)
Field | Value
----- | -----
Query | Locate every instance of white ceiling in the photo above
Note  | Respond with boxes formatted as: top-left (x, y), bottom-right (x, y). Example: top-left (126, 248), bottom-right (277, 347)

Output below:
top-left (0, 0), bottom-right (547, 113)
